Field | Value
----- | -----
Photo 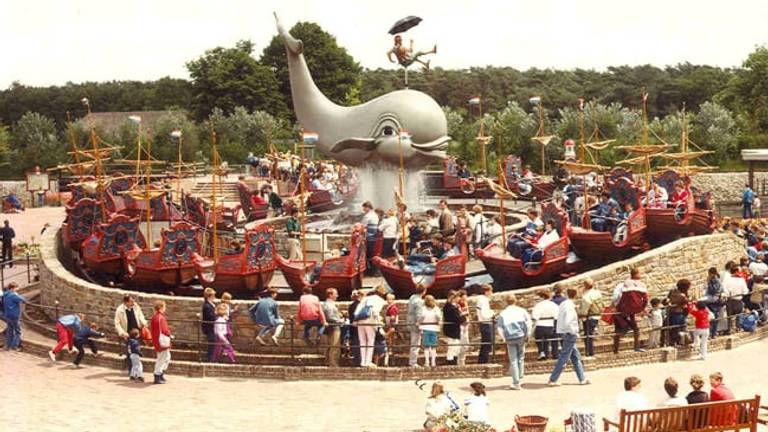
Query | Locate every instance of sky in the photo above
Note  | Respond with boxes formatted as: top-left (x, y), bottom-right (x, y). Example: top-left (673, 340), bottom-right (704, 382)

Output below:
top-left (3, 0), bottom-right (768, 88)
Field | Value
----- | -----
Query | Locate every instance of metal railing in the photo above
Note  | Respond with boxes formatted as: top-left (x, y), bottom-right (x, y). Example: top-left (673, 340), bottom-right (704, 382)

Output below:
top-left (0, 254), bottom-right (38, 288)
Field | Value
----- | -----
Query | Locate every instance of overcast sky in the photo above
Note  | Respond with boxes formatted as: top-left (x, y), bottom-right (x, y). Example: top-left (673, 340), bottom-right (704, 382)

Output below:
top-left (3, 0), bottom-right (768, 88)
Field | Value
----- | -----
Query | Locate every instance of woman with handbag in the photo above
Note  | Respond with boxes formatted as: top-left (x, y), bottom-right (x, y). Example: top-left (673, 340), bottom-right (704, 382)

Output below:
top-left (354, 285), bottom-right (387, 367)
top-left (151, 300), bottom-right (173, 384)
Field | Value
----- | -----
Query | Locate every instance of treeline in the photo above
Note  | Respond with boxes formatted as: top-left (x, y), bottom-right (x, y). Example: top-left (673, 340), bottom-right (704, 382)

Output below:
top-left (0, 20), bottom-right (766, 178)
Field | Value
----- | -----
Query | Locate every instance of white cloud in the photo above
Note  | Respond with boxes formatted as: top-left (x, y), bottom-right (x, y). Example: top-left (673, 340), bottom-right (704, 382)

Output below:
top-left (2, 0), bottom-right (767, 88)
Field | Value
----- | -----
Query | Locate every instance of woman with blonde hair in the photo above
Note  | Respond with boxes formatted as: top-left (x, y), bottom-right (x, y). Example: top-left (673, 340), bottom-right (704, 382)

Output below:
top-left (424, 382), bottom-right (454, 431)
top-left (419, 295), bottom-right (442, 367)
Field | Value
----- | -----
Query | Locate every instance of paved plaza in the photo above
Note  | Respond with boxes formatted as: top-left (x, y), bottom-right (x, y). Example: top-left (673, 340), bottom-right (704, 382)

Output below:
top-left (2, 340), bottom-right (766, 431)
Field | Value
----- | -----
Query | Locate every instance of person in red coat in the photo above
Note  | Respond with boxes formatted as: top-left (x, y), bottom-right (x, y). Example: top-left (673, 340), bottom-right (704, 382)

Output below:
top-left (709, 372), bottom-right (736, 426)
top-left (151, 300), bottom-right (173, 384)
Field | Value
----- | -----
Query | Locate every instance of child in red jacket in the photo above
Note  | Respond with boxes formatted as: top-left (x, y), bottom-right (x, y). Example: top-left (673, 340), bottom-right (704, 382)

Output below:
top-left (687, 301), bottom-right (710, 360)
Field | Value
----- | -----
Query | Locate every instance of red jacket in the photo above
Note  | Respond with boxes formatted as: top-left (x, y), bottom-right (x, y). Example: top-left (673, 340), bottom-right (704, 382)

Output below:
top-left (687, 303), bottom-right (710, 329)
top-left (616, 280), bottom-right (648, 315)
top-left (151, 312), bottom-right (171, 352)
top-left (710, 384), bottom-right (737, 425)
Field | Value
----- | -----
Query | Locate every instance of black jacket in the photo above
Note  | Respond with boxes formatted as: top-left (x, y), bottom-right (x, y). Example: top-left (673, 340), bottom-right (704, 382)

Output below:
top-left (442, 303), bottom-right (463, 339)
top-left (202, 301), bottom-right (217, 333)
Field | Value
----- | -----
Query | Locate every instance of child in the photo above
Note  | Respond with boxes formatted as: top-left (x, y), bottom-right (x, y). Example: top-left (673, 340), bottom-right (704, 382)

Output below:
top-left (739, 307), bottom-right (759, 333)
top-left (372, 327), bottom-right (388, 366)
top-left (464, 382), bottom-right (490, 425)
top-left (213, 304), bottom-right (235, 363)
top-left (384, 293), bottom-right (399, 366)
top-left (646, 298), bottom-right (663, 349)
top-left (687, 301), bottom-right (710, 360)
top-left (72, 322), bottom-right (104, 368)
top-left (127, 328), bottom-right (144, 382)
top-left (221, 292), bottom-right (237, 341)
top-left (419, 295), bottom-right (442, 367)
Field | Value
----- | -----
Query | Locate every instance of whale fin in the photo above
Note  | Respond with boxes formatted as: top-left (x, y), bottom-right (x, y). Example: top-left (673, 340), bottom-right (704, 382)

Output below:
top-left (274, 12), bottom-right (304, 54)
top-left (331, 138), bottom-right (378, 153)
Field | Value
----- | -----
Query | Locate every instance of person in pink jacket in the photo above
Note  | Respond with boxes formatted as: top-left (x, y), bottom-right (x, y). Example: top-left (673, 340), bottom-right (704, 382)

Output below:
top-left (151, 300), bottom-right (173, 384)
top-left (297, 286), bottom-right (325, 346)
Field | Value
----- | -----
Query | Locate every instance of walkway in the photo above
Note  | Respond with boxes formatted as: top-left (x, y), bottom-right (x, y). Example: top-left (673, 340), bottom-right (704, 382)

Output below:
top-left (2, 340), bottom-right (766, 431)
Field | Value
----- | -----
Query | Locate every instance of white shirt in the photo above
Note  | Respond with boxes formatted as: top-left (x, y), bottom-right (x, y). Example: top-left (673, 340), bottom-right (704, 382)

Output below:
top-left (723, 274), bottom-right (749, 299)
top-left (214, 316), bottom-right (228, 340)
top-left (425, 395), bottom-right (453, 422)
top-left (379, 216), bottom-right (398, 238)
top-left (531, 299), bottom-right (559, 328)
top-left (749, 261), bottom-right (768, 277)
top-left (648, 309), bottom-right (663, 328)
top-left (464, 395), bottom-right (490, 424)
top-left (362, 210), bottom-right (379, 228)
top-left (419, 307), bottom-right (442, 332)
top-left (537, 229), bottom-right (560, 249)
top-left (473, 213), bottom-right (487, 243)
top-left (311, 178), bottom-right (326, 190)
top-left (579, 288), bottom-right (603, 318)
top-left (616, 391), bottom-right (649, 417)
top-left (475, 295), bottom-right (494, 322)
top-left (496, 305), bottom-right (532, 341)
top-left (556, 299), bottom-right (580, 335)
top-left (659, 396), bottom-right (688, 408)
top-left (355, 295), bottom-right (386, 324)
top-left (486, 223), bottom-right (503, 247)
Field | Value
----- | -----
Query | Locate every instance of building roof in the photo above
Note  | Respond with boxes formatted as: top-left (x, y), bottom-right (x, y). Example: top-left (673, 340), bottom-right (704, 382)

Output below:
top-left (741, 149), bottom-right (768, 162)
top-left (81, 111), bottom-right (170, 133)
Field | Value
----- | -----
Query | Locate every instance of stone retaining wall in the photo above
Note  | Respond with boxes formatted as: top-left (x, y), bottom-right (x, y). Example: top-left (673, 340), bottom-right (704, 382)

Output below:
top-left (692, 172), bottom-right (768, 204)
top-left (38, 224), bottom-right (745, 350)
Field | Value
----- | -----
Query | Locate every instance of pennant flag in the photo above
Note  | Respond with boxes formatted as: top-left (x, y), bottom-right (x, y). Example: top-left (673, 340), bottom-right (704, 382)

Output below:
top-left (128, 115), bottom-right (142, 124)
top-left (170, 130), bottom-right (182, 138)
top-left (578, 98), bottom-right (584, 111)
top-left (529, 96), bottom-right (542, 105)
top-left (303, 132), bottom-right (319, 143)
top-left (80, 97), bottom-right (89, 105)
top-left (468, 96), bottom-right (481, 105)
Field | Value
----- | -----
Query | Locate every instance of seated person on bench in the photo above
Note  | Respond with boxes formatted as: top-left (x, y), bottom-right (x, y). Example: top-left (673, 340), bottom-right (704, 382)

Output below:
top-left (403, 236), bottom-right (458, 276)
top-left (521, 220), bottom-right (559, 266)
top-left (507, 209), bottom-right (543, 257)
top-left (589, 192), bottom-right (617, 232)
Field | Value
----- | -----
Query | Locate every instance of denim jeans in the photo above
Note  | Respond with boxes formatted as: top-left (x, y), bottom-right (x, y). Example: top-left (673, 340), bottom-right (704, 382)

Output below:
top-left (583, 318), bottom-right (598, 357)
top-left (667, 312), bottom-right (687, 346)
top-left (303, 319), bottom-right (325, 341)
top-left (549, 333), bottom-right (586, 383)
top-left (534, 326), bottom-right (559, 359)
top-left (478, 323), bottom-right (492, 364)
top-left (506, 338), bottom-right (525, 386)
top-left (707, 304), bottom-right (722, 337)
top-left (5, 317), bottom-right (21, 349)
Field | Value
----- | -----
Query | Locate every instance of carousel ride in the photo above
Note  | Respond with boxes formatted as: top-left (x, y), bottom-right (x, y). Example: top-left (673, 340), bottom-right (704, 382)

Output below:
top-left (53, 17), bottom-right (719, 302)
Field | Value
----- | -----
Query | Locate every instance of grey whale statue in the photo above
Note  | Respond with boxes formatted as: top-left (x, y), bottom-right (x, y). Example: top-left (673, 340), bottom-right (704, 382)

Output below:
top-left (275, 13), bottom-right (451, 169)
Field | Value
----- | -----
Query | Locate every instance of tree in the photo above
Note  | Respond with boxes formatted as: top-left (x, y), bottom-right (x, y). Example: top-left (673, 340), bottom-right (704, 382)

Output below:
top-left (692, 101), bottom-right (737, 164)
top-left (720, 46), bottom-right (768, 136)
top-left (0, 125), bottom-right (11, 172)
top-left (261, 22), bottom-right (362, 115)
top-left (186, 40), bottom-right (287, 121)
top-left (150, 111), bottom-right (200, 163)
top-left (11, 112), bottom-right (64, 175)
top-left (206, 107), bottom-right (288, 164)
top-left (489, 102), bottom-right (539, 170)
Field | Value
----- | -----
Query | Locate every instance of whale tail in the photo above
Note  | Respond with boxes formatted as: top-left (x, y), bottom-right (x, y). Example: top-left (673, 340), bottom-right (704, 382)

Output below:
top-left (274, 12), bottom-right (304, 55)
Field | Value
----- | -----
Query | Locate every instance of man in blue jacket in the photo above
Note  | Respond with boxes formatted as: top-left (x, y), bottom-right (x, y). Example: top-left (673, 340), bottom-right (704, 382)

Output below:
top-left (72, 322), bottom-right (105, 367)
top-left (251, 288), bottom-right (283, 346)
top-left (3, 282), bottom-right (26, 350)
top-left (743, 184), bottom-right (755, 219)
top-left (496, 293), bottom-right (532, 390)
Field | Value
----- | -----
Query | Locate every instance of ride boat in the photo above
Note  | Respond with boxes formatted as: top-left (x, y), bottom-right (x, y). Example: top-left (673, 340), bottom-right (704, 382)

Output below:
top-left (80, 213), bottom-right (146, 278)
top-left (122, 221), bottom-right (203, 290)
top-left (275, 223), bottom-right (367, 299)
top-left (502, 155), bottom-right (557, 200)
top-left (62, 197), bottom-right (104, 252)
top-left (194, 224), bottom-right (277, 298)
top-left (373, 254), bottom-right (465, 299)
top-left (236, 181), bottom-right (269, 222)
top-left (475, 202), bottom-right (572, 290)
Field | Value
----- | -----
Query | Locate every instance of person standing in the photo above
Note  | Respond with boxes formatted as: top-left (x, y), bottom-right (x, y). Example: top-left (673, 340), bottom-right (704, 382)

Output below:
top-left (201, 288), bottom-right (217, 362)
top-left (688, 301), bottom-right (711, 360)
top-left (548, 288), bottom-right (590, 386)
top-left (251, 287), bottom-right (284, 346)
top-left (49, 313), bottom-right (83, 361)
top-left (127, 329), bottom-right (144, 382)
top-left (438, 199), bottom-right (455, 237)
top-left (578, 278), bottom-right (602, 358)
top-left (2, 282), bottom-right (25, 350)
top-left (419, 295), bottom-right (442, 368)
top-left (531, 289), bottom-right (559, 360)
top-left (475, 284), bottom-right (494, 364)
top-left (612, 268), bottom-right (648, 354)
top-left (348, 290), bottom-right (362, 367)
top-left (742, 184), bottom-right (754, 219)
top-left (407, 284), bottom-right (427, 367)
top-left (286, 207), bottom-right (302, 260)
top-left (151, 300), bottom-right (172, 384)
top-left (297, 286), bottom-right (326, 346)
top-left (321, 288), bottom-right (344, 367)
top-left (722, 265), bottom-right (748, 335)
top-left (355, 285), bottom-right (387, 367)
top-left (71, 322), bottom-right (105, 368)
top-left (1, 220), bottom-right (15, 268)
top-left (471, 204), bottom-right (488, 251)
top-left (379, 209), bottom-right (398, 258)
top-left (213, 304), bottom-right (235, 363)
top-left (442, 291), bottom-right (464, 365)
top-left (114, 294), bottom-right (147, 340)
top-left (496, 293), bottom-right (532, 390)
top-left (665, 279), bottom-right (690, 346)
top-left (704, 267), bottom-right (725, 338)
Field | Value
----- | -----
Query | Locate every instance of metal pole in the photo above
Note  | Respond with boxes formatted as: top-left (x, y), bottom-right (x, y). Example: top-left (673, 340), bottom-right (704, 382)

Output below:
top-left (490, 316), bottom-right (496, 363)
top-left (196, 312), bottom-right (202, 363)
top-left (26, 254), bottom-right (31, 283)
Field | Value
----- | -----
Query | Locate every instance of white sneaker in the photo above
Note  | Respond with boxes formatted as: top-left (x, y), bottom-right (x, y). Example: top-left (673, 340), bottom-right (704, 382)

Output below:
top-left (547, 381), bottom-right (561, 387)
top-left (579, 379), bottom-right (591, 385)
top-left (271, 336), bottom-right (279, 346)
top-left (255, 336), bottom-right (266, 346)
top-left (508, 385), bottom-right (521, 390)
top-left (48, 351), bottom-right (56, 362)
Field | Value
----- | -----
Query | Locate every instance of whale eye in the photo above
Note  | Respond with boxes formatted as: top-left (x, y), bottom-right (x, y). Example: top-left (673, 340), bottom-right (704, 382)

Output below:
top-left (382, 126), bottom-right (395, 136)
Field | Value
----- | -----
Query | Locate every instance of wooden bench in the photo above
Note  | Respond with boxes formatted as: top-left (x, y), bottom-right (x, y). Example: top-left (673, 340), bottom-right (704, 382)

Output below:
top-left (603, 395), bottom-right (768, 431)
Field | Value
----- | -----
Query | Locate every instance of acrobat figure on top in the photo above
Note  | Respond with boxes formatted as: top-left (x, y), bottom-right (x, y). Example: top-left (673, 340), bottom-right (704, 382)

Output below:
top-left (387, 35), bottom-right (437, 70)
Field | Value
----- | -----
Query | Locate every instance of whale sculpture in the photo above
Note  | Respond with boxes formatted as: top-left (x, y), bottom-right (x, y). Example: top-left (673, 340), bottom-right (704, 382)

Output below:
top-left (275, 14), bottom-right (451, 169)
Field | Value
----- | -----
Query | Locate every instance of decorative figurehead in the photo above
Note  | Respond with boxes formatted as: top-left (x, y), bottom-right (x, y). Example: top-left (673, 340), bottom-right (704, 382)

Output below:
top-left (274, 13), bottom-right (451, 170)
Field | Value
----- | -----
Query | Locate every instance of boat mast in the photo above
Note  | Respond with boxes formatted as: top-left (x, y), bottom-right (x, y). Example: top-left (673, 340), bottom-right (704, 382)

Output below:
top-left (81, 98), bottom-right (107, 222)
top-left (496, 126), bottom-right (507, 245)
top-left (398, 130), bottom-right (408, 257)
top-left (641, 90), bottom-right (652, 192)
top-left (474, 97), bottom-right (489, 175)
top-left (65, 112), bottom-right (84, 179)
top-left (209, 122), bottom-right (219, 264)
top-left (299, 130), bottom-right (308, 262)
top-left (173, 129), bottom-right (183, 206)
top-left (578, 99), bottom-right (589, 228)
top-left (537, 99), bottom-right (546, 175)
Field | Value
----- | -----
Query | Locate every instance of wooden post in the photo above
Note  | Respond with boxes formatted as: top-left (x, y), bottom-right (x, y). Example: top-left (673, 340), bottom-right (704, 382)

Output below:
top-left (749, 161), bottom-right (755, 190)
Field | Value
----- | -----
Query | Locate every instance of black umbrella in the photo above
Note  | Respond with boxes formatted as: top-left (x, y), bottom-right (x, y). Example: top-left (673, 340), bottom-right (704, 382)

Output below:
top-left (388, 15), bottom-right (422, 35)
